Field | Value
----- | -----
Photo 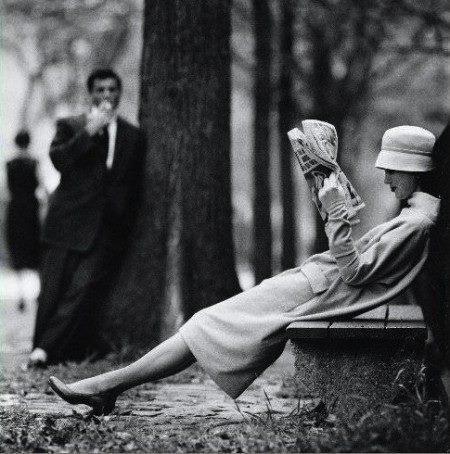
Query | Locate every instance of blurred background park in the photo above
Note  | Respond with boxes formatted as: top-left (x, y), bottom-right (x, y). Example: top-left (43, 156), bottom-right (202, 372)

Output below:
top-left (0, 0), bottom-right (449, 348)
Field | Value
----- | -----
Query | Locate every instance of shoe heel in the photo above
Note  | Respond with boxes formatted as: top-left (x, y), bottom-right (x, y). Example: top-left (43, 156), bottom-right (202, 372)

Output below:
top-left (49, 376), bottom-right (117, 415)
top-left (92, 396), bottom-right (116, 415)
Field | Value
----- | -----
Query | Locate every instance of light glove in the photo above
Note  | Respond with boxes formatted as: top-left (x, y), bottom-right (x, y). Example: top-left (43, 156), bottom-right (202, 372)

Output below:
top-left (318, 173), bottom-right (347, 216)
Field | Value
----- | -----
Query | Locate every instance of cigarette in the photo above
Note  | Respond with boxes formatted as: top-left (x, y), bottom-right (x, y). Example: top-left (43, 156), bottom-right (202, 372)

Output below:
top-left (100, 101), bottom-right (113, 111)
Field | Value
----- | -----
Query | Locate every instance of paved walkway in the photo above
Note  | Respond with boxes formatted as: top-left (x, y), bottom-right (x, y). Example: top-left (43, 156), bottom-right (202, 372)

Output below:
top-left (0, 376), bottom-right (299, 423)
top-left (0, 267), bottom-right (301, 423)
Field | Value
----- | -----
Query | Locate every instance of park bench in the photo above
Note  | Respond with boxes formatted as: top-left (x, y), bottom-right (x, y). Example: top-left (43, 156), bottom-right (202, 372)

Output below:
top-left (286, 304), bottom-right (427, 420)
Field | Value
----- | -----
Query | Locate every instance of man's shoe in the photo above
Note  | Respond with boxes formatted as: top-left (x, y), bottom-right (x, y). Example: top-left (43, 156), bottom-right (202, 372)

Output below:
top-left (48, 376), bottom-right (116, 415)
top-left (28, 348), bottom-right (48, 368)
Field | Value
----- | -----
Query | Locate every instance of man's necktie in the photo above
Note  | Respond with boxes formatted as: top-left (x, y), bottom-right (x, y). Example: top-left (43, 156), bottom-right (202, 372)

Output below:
top-left (98, 126), bottom-right (109, 165)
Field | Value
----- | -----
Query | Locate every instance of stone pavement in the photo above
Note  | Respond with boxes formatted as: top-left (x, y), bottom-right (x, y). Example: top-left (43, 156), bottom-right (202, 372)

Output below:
top-left (0, 266), bottom-right (301, 424)
top-left (0, 373), bottom-right (300, 424)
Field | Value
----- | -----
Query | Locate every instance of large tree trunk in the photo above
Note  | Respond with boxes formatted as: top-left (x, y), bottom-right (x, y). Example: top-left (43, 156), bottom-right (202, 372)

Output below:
top-left (252, 0), bottom-right (273, 284)
top-left (278, 0), bottom-right (297, 271)
top-left (104, 0), bottom-right (241, 347)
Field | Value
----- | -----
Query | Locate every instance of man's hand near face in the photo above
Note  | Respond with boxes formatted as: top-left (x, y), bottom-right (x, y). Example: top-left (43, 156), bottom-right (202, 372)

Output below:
top-left (85, 101), bottom-right (114, 136)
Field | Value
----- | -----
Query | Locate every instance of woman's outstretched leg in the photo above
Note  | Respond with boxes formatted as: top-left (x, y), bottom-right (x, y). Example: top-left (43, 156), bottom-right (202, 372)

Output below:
top-left (49, 333), bottom-right (195, 412)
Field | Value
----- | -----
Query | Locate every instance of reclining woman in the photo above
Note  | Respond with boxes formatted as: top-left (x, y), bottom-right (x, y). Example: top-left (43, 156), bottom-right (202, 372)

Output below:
top-left (49, 125), bottom-right (443, 415)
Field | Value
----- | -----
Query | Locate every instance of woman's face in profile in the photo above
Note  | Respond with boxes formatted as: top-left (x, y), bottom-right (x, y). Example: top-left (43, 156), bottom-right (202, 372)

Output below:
top-left (383, 170), bottom-right (419, 200)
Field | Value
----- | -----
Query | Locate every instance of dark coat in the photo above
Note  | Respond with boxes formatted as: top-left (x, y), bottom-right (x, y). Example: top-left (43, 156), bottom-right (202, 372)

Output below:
top-left (6, 156), bottom-right (41, 269)
top-left (42, 115), bottom-right (146, 252)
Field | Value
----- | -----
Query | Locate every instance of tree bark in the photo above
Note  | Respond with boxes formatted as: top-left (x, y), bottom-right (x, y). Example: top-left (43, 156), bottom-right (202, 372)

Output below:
top-left (252, 0), bottom-right (273, 283)
top-left (309, 38), bottom-right (333, 253)
top-left (104, 0), bottom-right (241, 346)
top-left (278, 0), bottom-right (297, 270)
top-left (308, 28), bottom-right (348, 253)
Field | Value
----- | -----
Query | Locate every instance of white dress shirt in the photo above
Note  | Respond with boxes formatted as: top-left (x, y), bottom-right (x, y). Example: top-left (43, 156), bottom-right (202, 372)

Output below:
top-left (106, 116), bottom-right (117, 169)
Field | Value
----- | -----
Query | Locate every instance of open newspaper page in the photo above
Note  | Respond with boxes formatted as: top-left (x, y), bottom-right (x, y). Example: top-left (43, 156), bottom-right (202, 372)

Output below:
top-left (287, 120), bottom-right (364, 221)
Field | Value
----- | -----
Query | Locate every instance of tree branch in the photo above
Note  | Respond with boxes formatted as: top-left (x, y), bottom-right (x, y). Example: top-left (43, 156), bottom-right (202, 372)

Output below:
top-left (382, 44), bottom-right (450, 56)
top-left (397, 0), bottom-right (450, 30)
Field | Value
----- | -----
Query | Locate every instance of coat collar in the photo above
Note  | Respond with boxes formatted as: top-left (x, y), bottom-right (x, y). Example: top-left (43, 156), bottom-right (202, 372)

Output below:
top-left (407, 191), bottom-right (440, 224)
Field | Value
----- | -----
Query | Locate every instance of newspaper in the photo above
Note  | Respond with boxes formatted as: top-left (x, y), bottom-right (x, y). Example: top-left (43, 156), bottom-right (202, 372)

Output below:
top-left (287, 119), bottom-right (364, 221)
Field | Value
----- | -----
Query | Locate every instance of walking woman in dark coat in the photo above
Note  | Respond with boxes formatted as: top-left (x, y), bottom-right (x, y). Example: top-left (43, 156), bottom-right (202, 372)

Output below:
top-left (5, 130), bottom-right (41, 312)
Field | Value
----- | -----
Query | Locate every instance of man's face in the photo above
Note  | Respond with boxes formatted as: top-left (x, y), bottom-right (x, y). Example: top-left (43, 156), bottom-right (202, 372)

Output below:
top-left (90, 77), bottom-right (121, 109)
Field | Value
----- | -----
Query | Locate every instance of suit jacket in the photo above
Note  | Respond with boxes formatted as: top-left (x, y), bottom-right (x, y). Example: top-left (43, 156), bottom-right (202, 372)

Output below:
top-left (42, 114), bottom-right (146, 252)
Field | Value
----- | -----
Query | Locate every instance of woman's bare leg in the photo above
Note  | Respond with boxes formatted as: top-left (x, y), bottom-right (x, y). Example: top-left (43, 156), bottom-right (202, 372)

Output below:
top-left (67, 333), bottom-right (195, 396)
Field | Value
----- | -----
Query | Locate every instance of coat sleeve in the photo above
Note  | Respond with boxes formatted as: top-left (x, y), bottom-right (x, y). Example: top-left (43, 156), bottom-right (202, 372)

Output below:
top-left (324, 201), bottom-right (429, 286)
top-left (49, 118), bottom-right (93, 174)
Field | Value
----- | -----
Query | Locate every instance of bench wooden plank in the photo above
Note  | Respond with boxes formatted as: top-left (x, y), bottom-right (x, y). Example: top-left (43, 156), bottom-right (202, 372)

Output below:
top-left (286, 321), bottom-right (330, 339)
top-left (286, 304), bottom-right (426, 341)
top-left (385, 320), bottom-right (427, 340)
top-left (329, 320), bottom-right (386, 339)
top-left (387, 304), bottom-right (424, 321)
top-left (353, 305), bottom-right (388, 321)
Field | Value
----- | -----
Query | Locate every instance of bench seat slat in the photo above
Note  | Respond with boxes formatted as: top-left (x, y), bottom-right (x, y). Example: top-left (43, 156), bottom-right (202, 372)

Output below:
top-left (329, 320), bottom-right (386, 339)
top-left (286, 304), bottom-right (426, 341)
top-left (353, 305), bottom-right (388, 321)
top-left (387, 305), bottom-right (423, 321)
top-left (286, 321), bottom-right (330, 339)
top-left (385, 320), bottom-right (427, 340)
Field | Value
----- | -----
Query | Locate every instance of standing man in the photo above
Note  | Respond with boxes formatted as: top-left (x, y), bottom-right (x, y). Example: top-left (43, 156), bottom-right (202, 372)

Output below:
top-left (29, 69), bottom-right (146, 366)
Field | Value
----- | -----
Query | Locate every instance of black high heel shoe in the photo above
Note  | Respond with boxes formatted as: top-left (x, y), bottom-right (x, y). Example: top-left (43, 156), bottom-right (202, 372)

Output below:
top-left (48, 376), bottom-right (117, 415)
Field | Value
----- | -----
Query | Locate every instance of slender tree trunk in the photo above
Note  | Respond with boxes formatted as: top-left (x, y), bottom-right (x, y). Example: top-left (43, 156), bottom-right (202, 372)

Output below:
top-left (252, 0), bottom-right (273, 283)
top-left (104, 0), bottom-right (241, 346)
top-left (310, 37), bottom-right (338, 253)
top-left (310, 30), bottom-right (343, 252)
top-left (278, 0), bottom-right (297, 270)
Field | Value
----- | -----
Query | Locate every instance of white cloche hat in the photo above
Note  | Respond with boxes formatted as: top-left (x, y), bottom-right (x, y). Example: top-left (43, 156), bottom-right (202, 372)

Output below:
top-left (375, 125), bottom-right (435, 172)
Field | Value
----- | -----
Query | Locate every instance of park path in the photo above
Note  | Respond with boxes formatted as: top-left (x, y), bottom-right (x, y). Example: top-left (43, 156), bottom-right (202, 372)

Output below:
top-left (0, 267), bottom-right (300, 424)
top-left (1, 267), bottom-right (39, 371)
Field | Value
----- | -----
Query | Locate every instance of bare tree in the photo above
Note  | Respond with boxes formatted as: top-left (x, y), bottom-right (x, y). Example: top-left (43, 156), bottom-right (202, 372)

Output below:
top-left (292, 0), bottom-right (449, 252)
top-left (252, 0), bottom-right (274, 283)
top-left (217, 0), bottom-right (448, 265)
top-left (277, 0), bottom-right (297, 270)
top-left (1, 0), bottom-right (136, 125)
top-left (104, 0), bottom-right (241, 346)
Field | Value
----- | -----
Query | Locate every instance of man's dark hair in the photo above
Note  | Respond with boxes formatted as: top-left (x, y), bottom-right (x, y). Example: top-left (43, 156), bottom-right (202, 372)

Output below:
top-left (86, 68), bottom-right (122, 93)
top-left (14, 129), bottom-right (31, 148)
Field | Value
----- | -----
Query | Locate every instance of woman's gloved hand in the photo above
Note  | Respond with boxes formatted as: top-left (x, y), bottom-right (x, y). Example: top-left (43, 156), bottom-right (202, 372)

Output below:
top-left (318, 173), bottom-right (347, 216)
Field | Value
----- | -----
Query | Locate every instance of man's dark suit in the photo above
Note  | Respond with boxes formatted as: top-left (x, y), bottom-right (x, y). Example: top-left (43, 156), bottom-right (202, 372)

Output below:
top-left (33, 114), bottom-right (146, 363)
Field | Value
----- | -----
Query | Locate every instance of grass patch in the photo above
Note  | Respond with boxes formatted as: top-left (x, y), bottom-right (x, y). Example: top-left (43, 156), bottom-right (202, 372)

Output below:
top-left (0, 350), bottom-right (448, 452)
top-left (0, 397), bottom-right (447, 452)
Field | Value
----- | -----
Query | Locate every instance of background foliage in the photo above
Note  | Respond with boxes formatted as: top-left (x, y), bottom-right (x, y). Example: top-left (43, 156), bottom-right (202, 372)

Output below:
top-left (0, 0), bottom-right (448, 286)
